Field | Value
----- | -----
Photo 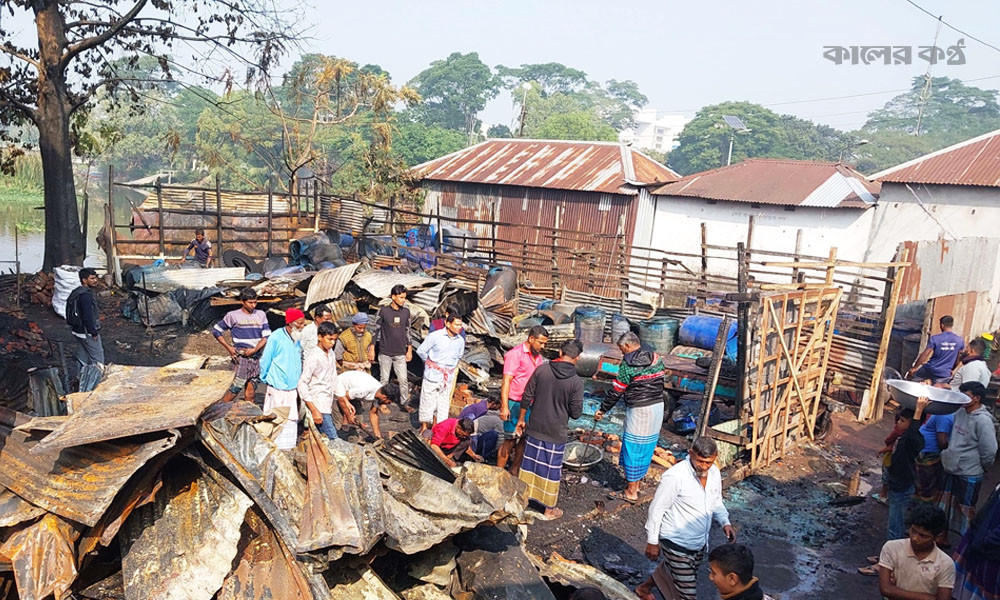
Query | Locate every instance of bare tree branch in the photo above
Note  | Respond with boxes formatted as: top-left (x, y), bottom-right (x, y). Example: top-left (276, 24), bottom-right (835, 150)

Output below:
top-left (62, 0), bottom-right (149, 66)
top-left (0, 43), bottom-right (40, 69)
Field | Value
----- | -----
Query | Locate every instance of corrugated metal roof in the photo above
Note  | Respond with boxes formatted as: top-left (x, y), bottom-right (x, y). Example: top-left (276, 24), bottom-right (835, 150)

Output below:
top-left (303, 263), bottom-right (362, 312)
top-left (871, 128), bottom-right (1000, 187)
top-left (351, 270), bottom-right (443, 300)
top-left (414, 139), bottom-right (680, 195)
top-left (652, 159), bottom-right (879, 209)
top-left (133, 267), bottom-right (248, 293)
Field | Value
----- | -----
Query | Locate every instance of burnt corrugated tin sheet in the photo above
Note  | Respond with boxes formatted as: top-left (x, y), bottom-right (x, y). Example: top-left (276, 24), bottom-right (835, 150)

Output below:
top-left (352, 270), bottom-right (443, 299)
top-left (132, 267), bottom-right (247, 293)
top-left (303, 263), bottom-right (362, 312)
top-left (33, 366), bottom-right (233, 453)
top-left (0, 512), bottom-right (80, 600)
top-left (0, 406), bottom-right (179, 527)
top-left (872, 128), bottom-right (1000, 187)
top-left (652, 159), bottom-right (879, 208)
top-left (414, 139), bottom-right (679, 195)
top-left (897, 238), bottom-right (999, 304)
top-left (0, 487), bottom-right (45, 528)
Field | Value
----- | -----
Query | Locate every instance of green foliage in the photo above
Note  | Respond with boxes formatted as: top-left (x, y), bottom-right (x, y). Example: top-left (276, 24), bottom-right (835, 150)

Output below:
top-left (851, 131), bottom-right (938, 174)
top-left (394, 120), bottom-right (467, 166)
top-left (533, 111), bottom-right (617, 142)
top-left (0, 153), bottom-right (43, 193)
top-left (408, 52), bottom-right (499, 135)
top-left (486, 124), bottom-right (513, 138)
top-left (496, 62), bottom-right (588, 96)
top-left (667, 101), bottom-right (852, 175)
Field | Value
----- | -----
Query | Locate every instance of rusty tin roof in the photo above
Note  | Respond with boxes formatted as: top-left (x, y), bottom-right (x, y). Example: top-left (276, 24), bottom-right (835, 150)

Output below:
top-left (652, 159), bottom-right (879, 208)
top-left (413, 139), bottom-right (680, 195)
top-left (871, 128), bottom-right (1000, 187)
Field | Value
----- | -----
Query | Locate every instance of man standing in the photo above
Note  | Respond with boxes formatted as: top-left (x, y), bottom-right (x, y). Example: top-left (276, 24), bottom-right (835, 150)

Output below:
top-left (331, 370), bottom-right (399, 440)
top-left (259, 308), bottom-right (306, 450)
top-left (299, 304), bottom-right (333, 356)
top-left (915, 411), bottom-right (955, 507)
top-left (498, 325), bottom-right (549, 472)
top-left (595, 332), bottom-right (668, 503)
top-left (180, 228), bottom-right (213, 267)
top-left (66, 267), bottom-right (105, 368)
top-left (416, 307), bottom-right (466, 432)
top-left (337, 313), bottom-right (375, 372)
top-left (515, 339), bottom-right (584, 520)
top-left (907, 315), bottom-right (964, 385)
top-left (951, 338), bottom-right (991, 391)
top-left (877, 504), bottom-right (955, 600)
top-left (637, 437), bottom-right (736, 600)
top-left (214, 287), bottom-right (270, 403)
top-left (298, 321), bottom-right (340, 440)
top-left (375, 284), bottom-right (413, 410)
top-left (940, 381), bottom-right (998, 539)
top-left (884, 399), bottom-right (930, 541)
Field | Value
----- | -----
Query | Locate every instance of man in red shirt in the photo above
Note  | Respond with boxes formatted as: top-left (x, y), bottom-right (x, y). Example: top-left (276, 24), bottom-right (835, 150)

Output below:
top-left (430, 417), bottom-right (477, 467)
top-left (498, 325), bottom-right (549, 473)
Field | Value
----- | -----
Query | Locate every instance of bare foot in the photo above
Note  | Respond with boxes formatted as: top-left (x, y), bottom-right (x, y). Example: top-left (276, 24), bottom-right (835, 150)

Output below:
top-left (634, 585), bottom-right (655, 600)
top-left (543, 507), bottom-right (564, 520)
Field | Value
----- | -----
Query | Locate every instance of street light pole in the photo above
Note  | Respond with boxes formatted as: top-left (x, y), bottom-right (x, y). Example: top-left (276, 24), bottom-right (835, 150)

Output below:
top-left (727, 132), bottom-right (735, 166)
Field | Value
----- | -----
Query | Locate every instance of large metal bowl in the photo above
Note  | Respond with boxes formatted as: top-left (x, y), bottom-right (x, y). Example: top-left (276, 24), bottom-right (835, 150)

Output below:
top-left (885, 379), bottom-right (970, 415)
top-left (563, 441), bottom-right (604, 471)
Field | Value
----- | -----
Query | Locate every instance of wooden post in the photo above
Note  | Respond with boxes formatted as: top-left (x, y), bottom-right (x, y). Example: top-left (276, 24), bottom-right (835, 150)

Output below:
top-left (861, 246), bottom-right (909, 422)
top-left (698, 315), bottom-right (733, 438)
top-left (792, 228), bottom-right (803, 283)
top-left (745, 215), bottom-right (755, 263)
top-left (103, 203), bottom-right (114, 279)
top-left (490, 201), bottom-right (498, 263)
top-left (659, 256), bottom-right (669, 307)
top-left (700, 222), bottom-right (708, 290)
top-left (736, 242), bottom-right (749, 417)
top-left (266, 182), bottom-right (273, 258)
top-left (825, 247), bottom-right (838, 285)
top-left (618, 213), bottom-right (627, 312)
top-left (312, 184), bottom-right (320, 233)
top-left (387, 195), bottom-right (395, 236)
top-left (215, 175), bottom-right (224, 261)
top-left (107, 165), bottom-right (117, 283)
top-left (155, 177), bottom-right (165, 258)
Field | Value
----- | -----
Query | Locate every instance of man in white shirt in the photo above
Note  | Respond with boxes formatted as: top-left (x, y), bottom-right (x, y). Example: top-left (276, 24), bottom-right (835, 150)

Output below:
top-left (950, 338), bottom-right (991, 391)
top-left (878, 503), bottom-right (954, 600)
top-left (297, 321), bottom-right (340, 440)
top-left (637, 437), bottom-right (737, 600)
top-left (298, 304), bottom-right (333, 357)
top-left (332, 370), bottom-right (400, 440)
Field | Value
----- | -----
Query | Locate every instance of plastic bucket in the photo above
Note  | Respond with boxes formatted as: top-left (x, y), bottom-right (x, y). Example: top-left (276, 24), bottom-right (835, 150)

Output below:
top-left (638, 317), bottom-right (679, 355)
top-left (573, 306), bottom-right (606, 343)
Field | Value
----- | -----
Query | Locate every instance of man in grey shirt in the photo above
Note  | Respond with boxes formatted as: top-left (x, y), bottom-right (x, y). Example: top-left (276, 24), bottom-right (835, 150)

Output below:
top-left (940, 381), bottom-right (998, 541)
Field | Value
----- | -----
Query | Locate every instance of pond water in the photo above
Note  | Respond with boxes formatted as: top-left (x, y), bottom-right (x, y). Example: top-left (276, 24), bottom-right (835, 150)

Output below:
top-left (0, 185), bottom-right (140, 274)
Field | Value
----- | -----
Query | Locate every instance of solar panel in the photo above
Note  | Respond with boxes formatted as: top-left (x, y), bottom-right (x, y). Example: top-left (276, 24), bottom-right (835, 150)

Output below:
top-left (722, 115), bottom-right (748, 131)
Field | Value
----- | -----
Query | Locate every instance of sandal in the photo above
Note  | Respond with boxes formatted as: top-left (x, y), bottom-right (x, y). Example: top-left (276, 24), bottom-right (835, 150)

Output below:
top-left (866, 556), bottom-right (878, 565)
top-left (608, 491), bottom-right (640, 504)
top-left (857, 565), bottom-right (879, 576)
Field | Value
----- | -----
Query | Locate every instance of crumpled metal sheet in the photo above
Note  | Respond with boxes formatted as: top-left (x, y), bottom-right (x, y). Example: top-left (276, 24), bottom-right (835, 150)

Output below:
top-left (303, 262), bottom-right (361, 312)
top-left (318, 437), bottom-right (385, 559)
top-left (132, 267), bottom-right (248, 293)
top-left (377, 454), bottom-right (528, 555)
top-left (119, 453), bottom-right (253, 600)
top-left (454, 526), bottom-right (555, 600)
top-left (251, 272), bottom-right (315, 297)
top-left (0, 487), bottom-right (45, 528)
top-left (0, 513), bottom-right (81, 600)
top-left (352, 270), bottom-right (442, 300)
top-left (399, 584), bottom-right (452, 600)
top-left (217, 508), bottom-right (315, 600)
top-left (33, 366), bottom-right (232, 452)
top-left (0, 407), bottom-right (179, 527)
top-left (198, 417), bottom-right (305, 553)
top-left (298, 426), bottom-right (362, 553)
top-left (530, 551), bottom-right (636, 600)
top-left (326, 564), bottom-right (400, 600)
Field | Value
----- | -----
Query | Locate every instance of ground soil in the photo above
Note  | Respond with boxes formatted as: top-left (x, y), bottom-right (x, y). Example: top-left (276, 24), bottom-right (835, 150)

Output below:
top-left (8, 294), bottom-right (1000, 599)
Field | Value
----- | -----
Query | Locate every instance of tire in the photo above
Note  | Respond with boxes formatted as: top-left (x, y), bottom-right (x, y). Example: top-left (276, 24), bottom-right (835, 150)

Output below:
top-left (222, 249), bottom-right (261, 274)
top-left (813, 410), bottom-right (833, 440)
top-left (262, 257), bottom-right (287, 273)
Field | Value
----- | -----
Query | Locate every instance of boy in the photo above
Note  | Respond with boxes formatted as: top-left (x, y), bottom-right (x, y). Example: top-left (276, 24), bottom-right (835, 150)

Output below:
top-left (429, 417), bottom-right (478, 467)
top-left (298, 321), bottom-right (340, 440)
top-left (181, 228), bottom-right (213, 267)
top-left (877, 504), bottom-right (954, 600)
top-left (214, 287), bottom-right (270, 403)
top-left (375, 284), bottom-right (413, 408)
top-left (708, 544), bottom-right (774, 600)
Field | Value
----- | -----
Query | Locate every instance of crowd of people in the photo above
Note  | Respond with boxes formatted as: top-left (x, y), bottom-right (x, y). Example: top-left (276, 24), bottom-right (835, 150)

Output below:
top-left (64, 270), bottom-right (998, 599)
top-left (859, 315), bottom-right (999, 600)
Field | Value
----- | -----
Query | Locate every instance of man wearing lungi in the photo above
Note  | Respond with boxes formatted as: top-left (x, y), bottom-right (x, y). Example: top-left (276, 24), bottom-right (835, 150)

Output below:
top-left (259, 308), bottom-right (306, 450)
top-left (499, 325), bottom-right (549, 473)
top-left (214, 287), bottom-right (270, 403)
top-left (637, 437), bottom-right (736, 600)
top-left (515, 339), bottom-right (584, 520)
top-left (416, 306), bottom-right (465, 433)
top-left (595, 332), bottom-right (668, 503)
top-left (940, 381), bottom-right (998, 542)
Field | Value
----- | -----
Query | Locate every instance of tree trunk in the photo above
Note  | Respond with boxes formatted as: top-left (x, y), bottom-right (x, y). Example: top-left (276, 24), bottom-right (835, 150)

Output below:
top-left (35, 0), bottom-right (85, 271)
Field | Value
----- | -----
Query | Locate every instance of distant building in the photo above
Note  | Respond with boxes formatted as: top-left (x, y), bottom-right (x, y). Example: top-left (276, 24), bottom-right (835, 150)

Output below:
top-left (627, 109), bottom-right (690, 154)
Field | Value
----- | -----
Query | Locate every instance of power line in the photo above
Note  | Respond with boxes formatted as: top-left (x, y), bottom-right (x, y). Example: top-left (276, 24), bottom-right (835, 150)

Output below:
top-left (902, 0), bottom-right (1000, 55)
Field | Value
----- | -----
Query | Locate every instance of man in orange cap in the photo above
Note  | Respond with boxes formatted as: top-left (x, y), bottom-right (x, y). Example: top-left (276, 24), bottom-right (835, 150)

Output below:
top-left (260, 308), bottom-right (307, 450)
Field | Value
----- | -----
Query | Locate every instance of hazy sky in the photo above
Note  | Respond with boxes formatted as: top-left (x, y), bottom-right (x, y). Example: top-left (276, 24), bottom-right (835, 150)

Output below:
top-left (4, 0), bottom-right (1000, 133)
top-left (302, 0), bottom-right (1000, 132)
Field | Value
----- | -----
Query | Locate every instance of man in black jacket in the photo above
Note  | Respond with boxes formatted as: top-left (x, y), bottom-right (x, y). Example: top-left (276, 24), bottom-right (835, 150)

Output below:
top-left (66, 268), bottom-right (104, 367)
top-left (515, 339), bottom-right (584, 520)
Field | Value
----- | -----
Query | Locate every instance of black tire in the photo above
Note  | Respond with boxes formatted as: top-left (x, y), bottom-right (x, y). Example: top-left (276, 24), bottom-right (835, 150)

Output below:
top-left (261, 257), bottom-right (287, 273)
top-left (222, 249), bottom-right (261, 274)
top-left (813, 410), bottom-right (833, 440)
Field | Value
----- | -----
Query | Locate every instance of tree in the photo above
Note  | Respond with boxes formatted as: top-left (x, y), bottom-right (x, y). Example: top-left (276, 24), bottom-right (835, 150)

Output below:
top-left (0, 1), bottom-right (297, 270)
top-left (533, 112), bottom-right (617, 142)
top-left (408, 52), bottom-right (499, 138)
top-left (394, 120), bottom-right (467, 166)
top-left (851, 130), bottom-right (938, 174)
top-left (667, 101), bottom-right (852, 175)
top-left (486, 124), bottom-right (514, 138)
top-left (495, 62), bottom-right (588, 96)
top-left (863, 76), bottom-right (1000, 141)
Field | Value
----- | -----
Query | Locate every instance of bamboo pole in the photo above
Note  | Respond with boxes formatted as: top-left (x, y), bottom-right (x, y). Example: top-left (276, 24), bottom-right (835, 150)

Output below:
top-left (267, 182), bottom-right (273, 259)
top-left (215, 175), bottom-right (224, 261)
top-left (156, 177), bottom-right (165, 258)
top-left (862, 246), bottom-right (909, 422)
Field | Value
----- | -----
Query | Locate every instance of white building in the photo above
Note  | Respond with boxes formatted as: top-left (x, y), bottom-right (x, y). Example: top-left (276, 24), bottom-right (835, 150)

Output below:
top-left (627, 109), bottom-right (690, 154)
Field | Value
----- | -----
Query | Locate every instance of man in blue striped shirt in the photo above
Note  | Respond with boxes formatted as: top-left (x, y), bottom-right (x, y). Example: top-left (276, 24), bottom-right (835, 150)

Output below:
top-left (214, 287), bottom-right (271, 402)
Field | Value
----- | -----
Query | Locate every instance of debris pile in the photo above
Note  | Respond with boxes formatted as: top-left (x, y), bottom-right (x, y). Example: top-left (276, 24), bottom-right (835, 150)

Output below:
top-left (24, 271), bottom-right (54, 306)
top-left (0, 306), bottom-right (48, 356)
top-left (0, 365), bottom-right (626, 599)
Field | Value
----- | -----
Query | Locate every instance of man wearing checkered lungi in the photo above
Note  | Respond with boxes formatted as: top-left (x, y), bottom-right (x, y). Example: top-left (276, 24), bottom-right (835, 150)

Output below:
top-left (636, 437), bottom-right (737, 600)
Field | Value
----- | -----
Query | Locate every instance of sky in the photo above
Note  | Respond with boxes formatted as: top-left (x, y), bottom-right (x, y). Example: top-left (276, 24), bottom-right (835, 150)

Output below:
top-left (3, 0), bottom-right (1000, 133)
top-left (297, 0), bottom-right (1000, 132)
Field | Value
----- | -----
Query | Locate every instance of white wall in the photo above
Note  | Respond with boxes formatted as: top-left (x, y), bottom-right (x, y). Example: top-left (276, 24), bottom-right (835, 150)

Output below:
top-left (638, 195), bottom-right (873, 280)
